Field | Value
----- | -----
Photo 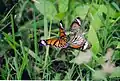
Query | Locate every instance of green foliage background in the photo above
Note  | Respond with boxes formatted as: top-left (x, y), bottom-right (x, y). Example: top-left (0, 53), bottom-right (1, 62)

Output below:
top-left (0, 0), bottom-right (120, 80)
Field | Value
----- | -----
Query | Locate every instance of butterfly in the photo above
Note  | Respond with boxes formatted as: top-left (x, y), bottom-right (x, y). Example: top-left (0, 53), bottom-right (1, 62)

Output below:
top-left (39, 21), bottom-right (68, 48)
top-left (68, 17), bottom-right (92, 51)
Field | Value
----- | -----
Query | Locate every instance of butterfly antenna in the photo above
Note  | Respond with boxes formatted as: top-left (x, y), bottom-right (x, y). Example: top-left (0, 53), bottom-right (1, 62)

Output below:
top-left (59, 20), bottom-right (64, 29)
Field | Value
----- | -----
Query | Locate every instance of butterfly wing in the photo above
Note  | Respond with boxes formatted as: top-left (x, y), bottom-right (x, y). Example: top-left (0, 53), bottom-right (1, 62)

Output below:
top-left (59, 21), bottom-right (66, 37)
top-left (69, 17), bottom-right (91, 50)
top-left (69, 34), bottom-right (86, 48)
top-left (70, 17), bottom-right (81, 31)
top-left (39, 21), bottom-right (68, 48)
top-left (69, 33), bottom-right (91, 50)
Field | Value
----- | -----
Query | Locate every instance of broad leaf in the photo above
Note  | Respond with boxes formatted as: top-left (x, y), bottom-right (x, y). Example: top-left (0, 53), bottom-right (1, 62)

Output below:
top-left (58, 0), bottom-right (68, 13)
top-left (90, 14), bottom-right (102, 31)
top-left (34, 0), bottom-right (57, 20)
top-left (88, 25), bottom-right (100, 54)
top-left (55, 12), bottom-right (66, 21)
top-left (74, 5), bottom-right (90, 19)
top-left (90, 5), bottom-right (107, 30)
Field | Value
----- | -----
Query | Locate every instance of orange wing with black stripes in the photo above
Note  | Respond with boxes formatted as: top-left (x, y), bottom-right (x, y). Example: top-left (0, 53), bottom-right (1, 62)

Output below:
top-left (39, 21), bottom-right (68, 48)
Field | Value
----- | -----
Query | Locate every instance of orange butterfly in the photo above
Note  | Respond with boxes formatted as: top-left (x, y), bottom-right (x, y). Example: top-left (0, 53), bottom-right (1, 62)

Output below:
top-left (39, 21), bottom-right (68, 48)
top-left (68, 17), bottom-right (91, 51)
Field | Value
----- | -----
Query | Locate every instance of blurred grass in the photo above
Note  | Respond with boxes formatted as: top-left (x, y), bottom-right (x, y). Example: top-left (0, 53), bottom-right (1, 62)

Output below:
top-left (0, 0), bottom-right (120, 80)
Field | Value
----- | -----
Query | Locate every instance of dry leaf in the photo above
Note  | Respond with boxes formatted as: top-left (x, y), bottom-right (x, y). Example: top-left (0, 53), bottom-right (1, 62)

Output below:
top-left (93, 70), bottom-right (106, 80)
top-left (102, 48), bottom-right (115, 74)
top-left (102, 61), bottom-right (115, 74)
top-left (104, 48), bottom-right (114, 61)
top-left (70, 50), bottom-right (92, 65)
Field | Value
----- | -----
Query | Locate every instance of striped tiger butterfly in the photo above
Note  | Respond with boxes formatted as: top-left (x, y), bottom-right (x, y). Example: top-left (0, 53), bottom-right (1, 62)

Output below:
top-left (39, 21), bottom-right (68, 48)
top-left (68, 17), bottom-right (92, 51)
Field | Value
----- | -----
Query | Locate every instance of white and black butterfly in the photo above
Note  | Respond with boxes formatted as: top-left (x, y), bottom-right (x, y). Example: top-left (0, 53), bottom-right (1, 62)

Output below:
top-left (68, 17), bottom-right (92, 51)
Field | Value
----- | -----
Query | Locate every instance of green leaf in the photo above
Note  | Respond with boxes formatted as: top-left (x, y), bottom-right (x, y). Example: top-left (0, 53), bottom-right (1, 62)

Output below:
top-left (0, 41), bottom-right (10, 56)
top-left (106, 4), bottom-right (116, 18)
top-left (111, 2), bottom-right (120, 12)
top-left (34, 0), bottom-right (57, 20)
top-left (90, 5), bottom-right (107, 30)
top-left (58, 0), bottom-right (68, 13)
top-left (116, 42), bottom-right (120, 49)
top-left (87, 25), bottom-right (100, 54)
top-left (54, 73), bottom-right (61, 80)
top-left (90, 14), bottom-right (102, 31)
top-left (91, 4), bottom-right (107, 15)
top-left (110, 67), bottom-right (120, 78)
top-left (90, 4), bottom-right (99, 15)
top-left (55, 12), bottom-right (66, 21)
top-left (74, 5), bottom-right (90, 19)
top-left (98, 5), bottom-right (107, 14)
